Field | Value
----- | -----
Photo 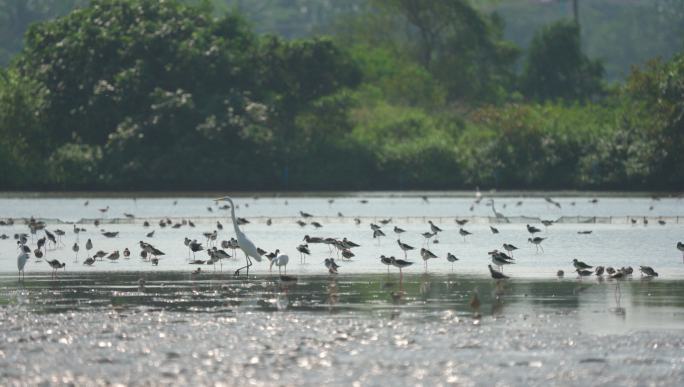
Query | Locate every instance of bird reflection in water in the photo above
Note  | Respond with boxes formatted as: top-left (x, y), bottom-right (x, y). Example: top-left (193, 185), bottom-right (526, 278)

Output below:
top-left (490, 281), bottom-right (507, 316)
top-left (611, 282), bottom-right (626, 318)
top-left (419, 273), bottom-right (432, 296)
top-left (470, 288), bottom-right (481, 320)
top-left (326, 276), bottom-right (339, 312)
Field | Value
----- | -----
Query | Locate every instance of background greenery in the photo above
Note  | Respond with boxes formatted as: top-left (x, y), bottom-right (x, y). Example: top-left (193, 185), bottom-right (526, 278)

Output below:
top-left (0, 0), bottom-right (682, 190)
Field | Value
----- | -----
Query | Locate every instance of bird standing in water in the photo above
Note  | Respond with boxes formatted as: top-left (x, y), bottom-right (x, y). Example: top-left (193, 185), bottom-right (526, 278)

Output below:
top-left (17, 252), bottom-right (29, 280)
top-left (215, 196), bottom-right (262, 276)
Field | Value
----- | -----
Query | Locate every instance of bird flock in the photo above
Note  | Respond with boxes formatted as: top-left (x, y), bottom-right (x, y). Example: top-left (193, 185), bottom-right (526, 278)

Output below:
top-left (3, 195), bottom-right (683, 281)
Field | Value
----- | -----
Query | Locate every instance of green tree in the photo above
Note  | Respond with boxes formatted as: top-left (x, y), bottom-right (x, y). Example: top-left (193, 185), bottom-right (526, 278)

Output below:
top-left (521, 21), bottom-right (604, 101)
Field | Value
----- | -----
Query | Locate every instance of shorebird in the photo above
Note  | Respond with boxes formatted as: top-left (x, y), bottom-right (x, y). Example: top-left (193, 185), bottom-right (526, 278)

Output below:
top-left (528, 237), bottom-right (546, 252)
top-left (46, 259), bottom-right (66, 277)
top-left (341, 238), bottom-right (360, 249)
top-left (311, 221), bottom-right (323, 229)
top-left (502, 243), bottom-right (518, 257)
top-left (420, 248), bottom-right (438, 270)
top-left (446, 252), bottom-right (459, 271)
top-left (459, 228), bottom-right (472, 242)
top-left (83, 256), bottom-right (95, 266)
top-left (557, 270), bottom-right (564, 278)
top-left (33, 248), bottom-right (43, 259)
top-left (541, 220), bottom-right (554, 228)
top-left (373, 228), bottom-right (386, 242)
top-left (455, 219), bottom-right (468, 226)
top-left (72, 242), bottom-right (80, 262)
top-left (269, 254), bottom-right (290, 274)
top-left (428, 220), bottom-right (442, 234)
top-left (390, 257), bottom-right (413, 276)
top-left (594, 266), bottom-right (605, 276)
top-left (397, 239), bottom-right (414, 258)
top-left (102, 231), bottom-right (119, 238)
top-left (526, 224), bottom-right (541, 234)
top-left (421, 231), bottom-right (435, 245)
top-left (489, 250), bottom-right (515, 271)
top-left (488, 265), bottom-right (509, 280)
top-left (490, 226), bottom-right (499, 234)
top-left (189, 240), bottom-right (204, 259)
top-left (380, 255), bottom-right (393, 273)
top-left (139, 241), bottom-right (165, 259)
top-left (296, 244), bottom-right (310, 263)
top-left (216, 221), bottom-right (223, 230)
top-left (265, 249), bottom-right (280, 263)
top-left (639, 266), bottom-right (658, 277)
top-left (304, 235), bottom-right (324, 244)
top-left (576, 269), bottom-right (593, 279)
top-left (677, 242), bottom-right (684, 261)
top-left (266, 218), bottom-right (272, 226)
top-left (107, 250), bottom-right (120, 262)
top-left (45, 229), bottom-right (57, 247)
top-left (17, 252), bottom-right (29, 279)
top-left (93, 250), bottom-right (107, 261)
top-left (393, 226), bottom-right (405, 234)
top-left (296, 220), bottom-right (307, 227)
top-left (85, 238), bottom-right (93, 258)
top-left (341, 249), bottom-right (355, 260)
top-left (324, 258), bottom-right (339, 274)
top-left (98, 206), bottom-right (109, 215)
top-left (544, 197), bottom-right (561, 208)
top-left (572, 259), bottom-right (592, 270)
top-left (300, 211), bottom-right (313, 218)
top-left (123, 248), bottom-right (131, 259)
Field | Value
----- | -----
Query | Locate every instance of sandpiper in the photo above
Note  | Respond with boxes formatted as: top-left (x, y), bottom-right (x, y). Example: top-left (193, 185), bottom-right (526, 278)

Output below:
top-left (502, 243), bottom-right (518, 257)
top-left (572, 259), bottom-right (593, 270)
top-left (420, 248), bottom-right (438, 270)
top-left (528, 237), bottom-right (546, 252)
top-left (490, 226), bottom-right (499, 234)
top-left (390, 257), bottom-right (413, 276)
top-left (428, 221), bottom-right (442, 234)
top-left (639, 266), bottom-right (658, 277)
top-left (380, 255), bottom-right (393, 273)
top-left (446, 252), bottom-right (459, 271)
top-left (459, 228), bottom-right (472, 242)
top-left (397, 239), bottom-right (414, 258)
top-left (526, 224), bottom-right (541, 234)
top-left (488, 265), bottom-right (509, 280)
top-left (46, 259), bottom-right (66, 277)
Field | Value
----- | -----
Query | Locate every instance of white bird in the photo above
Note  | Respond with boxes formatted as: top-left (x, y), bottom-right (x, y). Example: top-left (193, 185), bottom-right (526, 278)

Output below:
top-left (17, 252), bottom-right (29, 279)
top-left (215, 196), bottom-right (262, 276)
top-left (269, 254), bottom-right (290, 274)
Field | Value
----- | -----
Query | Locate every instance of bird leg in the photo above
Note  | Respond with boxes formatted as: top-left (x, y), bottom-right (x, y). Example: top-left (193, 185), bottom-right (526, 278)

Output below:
top-left (234, 253), bottom-right (252, 277)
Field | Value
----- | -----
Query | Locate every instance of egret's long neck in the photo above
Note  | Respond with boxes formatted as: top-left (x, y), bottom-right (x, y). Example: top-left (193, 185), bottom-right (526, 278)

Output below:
top-left (227, 197), bottom-right (241, 236)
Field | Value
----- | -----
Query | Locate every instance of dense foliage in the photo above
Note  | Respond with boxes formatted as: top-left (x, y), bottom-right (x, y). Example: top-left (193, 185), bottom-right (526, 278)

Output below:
top-left (1, 0), bottom-right (683, 191)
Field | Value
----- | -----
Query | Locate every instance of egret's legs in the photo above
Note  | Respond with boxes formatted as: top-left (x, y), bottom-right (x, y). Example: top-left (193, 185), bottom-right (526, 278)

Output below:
top-left (234, 253), bottom-right (252, 277)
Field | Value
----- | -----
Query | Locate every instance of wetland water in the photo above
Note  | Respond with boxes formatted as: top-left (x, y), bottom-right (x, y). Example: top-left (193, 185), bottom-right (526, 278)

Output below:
top-left (1, 193), bottom-right (683, 385)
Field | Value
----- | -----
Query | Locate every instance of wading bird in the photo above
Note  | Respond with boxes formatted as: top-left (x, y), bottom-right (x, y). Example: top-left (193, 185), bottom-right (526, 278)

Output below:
top-left (215, 196), bottom-right (262, 276)
top-left (17, 252), bottom-right (29, 280)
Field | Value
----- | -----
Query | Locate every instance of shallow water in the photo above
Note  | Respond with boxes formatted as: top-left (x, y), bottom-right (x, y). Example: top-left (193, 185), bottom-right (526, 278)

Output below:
top-left (1, 193), bottom-right (684, 385)
top-left (1, 194), bottom-right (683, 277)
top-left (1, 272), bottom-right (683, 386)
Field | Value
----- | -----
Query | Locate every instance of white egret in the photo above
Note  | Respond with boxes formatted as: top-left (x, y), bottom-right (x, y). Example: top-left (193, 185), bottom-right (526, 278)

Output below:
top-left (270, 254), bottom-right (290, 274)
top-left (17, 252), bottom-right (29, 280)
top-left (215, 196), bottom-right (262, 276)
